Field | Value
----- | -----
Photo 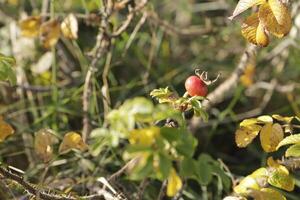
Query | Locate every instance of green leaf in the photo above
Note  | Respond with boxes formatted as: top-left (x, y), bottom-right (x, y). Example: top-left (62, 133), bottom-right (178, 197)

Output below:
top-left (130, 155), bottom-right (154, 180)
top-left (160, 127), bottom-right (181, 142)
top-left (180, 157), bottom-right (197, 178)
top-left (175, 131), bottom-right (197, 157)
top-left (150, 87), bottom-right (175, 103)
top-left (277, 134), bottom-right (300, 150)
top-left (158, 153), bottom-right (172, 180)
top-left (285, 144), bottom-right (300, 157)
top-left (196, 154), bottom-right (213, 185)
top-left (0, 54), bottom-right (16, 85)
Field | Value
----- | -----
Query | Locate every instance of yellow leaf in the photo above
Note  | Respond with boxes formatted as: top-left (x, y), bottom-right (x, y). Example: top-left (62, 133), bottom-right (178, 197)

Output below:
top-left (240, 118), bottom-right (258, 127)
top-left (250, 167), bottom-right (268, 179)
top-left (241, 13), bottom-right (269, 47)
top-left (59, 132), bottom-right (87, 154)
top-left (167, 168), bottom-right (182, 197)
top-left (40, 19), bottom-right (61, 48)
top-left (258, 1), bottom-right (291, 38)
top-left (0, 116), bottom-right (14, 142)
top-left (268, 165), bottom-right (294, 191)
top-left (235, 125), bottom-right (262, 148)
top-left (34, 128), bottom-right (58, 162)
top-left (129, 127), bottom-right (160, 147)
top-left (234, 176), bottom-right (260, 195)
top-left (260, 123), bottom-right (283, 152)
top-left (277, 134), bottom-right (300, 150)
top-left (257, 115), bottom-right (273, 123)
top-left (61, 13), bottom-right (78, 40)
top-left (240, 64), bottom-right (256, 87)
top-left (267, 157), bottom-right (280, 168)
top-left (272, 114), bottom-right (293, 123)
top-left (250, 188), bottom-right (286, 200)
top-left (229, 0), bottom-right (266, 20)
top-left (19, 16), bottom-right (41, 37)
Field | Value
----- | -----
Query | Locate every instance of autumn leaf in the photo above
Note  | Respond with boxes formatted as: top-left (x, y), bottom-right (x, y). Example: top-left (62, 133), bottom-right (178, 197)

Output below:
top-left (234, 176), bottom-right (260, 195)
top-left (258, 1), bottom-right (291, 38)
top-left (229, 0), bottom-right (266, 20)
top-left (268, 165), bottom-right (294, 191)
top-left (0, 116), bottom-right (14, 142)
top-left (34, 128), bottom-right (58, 162)
top-left (240, 63), bottom-right (255, 87)
top-left (250, 188), bottom-right (286, 200)
top-left (241, 13), bottom-right (269, 47)
top-left (235, 124), bottom-right (262, 148)
top-left (277, 134), bottom-right (300, 150)
top-left (167, 168), bottom-right (182, 197)
top-left (19, 16), bottom-right (41, 37)
top-left (59, 132), bottom-right (87, 154)
top-left (40, 19), bottom-right (61, 48)
top-left (61, 13), bottom-right (78, 40)
top-left (257, 115), bottom-right (273, 123)
top-left (260, 123), bottom-right (283, 152)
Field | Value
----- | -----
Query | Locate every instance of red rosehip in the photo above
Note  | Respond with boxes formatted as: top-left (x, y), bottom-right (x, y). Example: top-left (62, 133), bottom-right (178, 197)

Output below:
top-left (185, 75), bottom-right (208, 97)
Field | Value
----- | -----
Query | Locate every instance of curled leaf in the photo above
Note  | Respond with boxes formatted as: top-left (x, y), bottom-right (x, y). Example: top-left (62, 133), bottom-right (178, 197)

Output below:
top-left (258, 1), bottom-right (291, 38)
top-left (285, 144), bottom-right (300, 157)
top-left (241, 13), bottom-right (269, 47)
top-left (229, 0), bottom-right (266, 20)
top-left (59, 132), bottom-right (87, 154)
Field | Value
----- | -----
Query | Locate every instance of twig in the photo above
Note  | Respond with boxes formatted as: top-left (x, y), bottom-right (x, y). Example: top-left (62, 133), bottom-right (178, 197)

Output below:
top-left (108, 157), bottom-right (139, 181)
top-left (156, 180), bottom-right (167, 200)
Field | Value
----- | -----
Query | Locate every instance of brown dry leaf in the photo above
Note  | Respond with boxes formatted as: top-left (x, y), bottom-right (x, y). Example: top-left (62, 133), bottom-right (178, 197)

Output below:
top-left (260, 123), bottom-right (284, 152)
top-left (19, 16), bottom-right (42, 37)
top-left (59, 132), bottom-right (87, 154)
top-left (34, 128), bottom-right (58, 162)
top-left (61, 13), bottom-right (78, 40)
top-left (0, 116), bottom-right (14, 142)
top-left (235, 124), bottom-right (262, 148)
top-left (241, 13), bottom-right (269, 47)
top-left (40, 19), bottom-right (61, 48)
top-left (258, 1), bottom-right (291, 38)
top-left (229, 0), bottom-right (266, 20)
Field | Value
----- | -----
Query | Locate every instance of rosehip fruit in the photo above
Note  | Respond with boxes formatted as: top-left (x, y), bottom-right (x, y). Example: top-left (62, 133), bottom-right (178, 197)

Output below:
top-left (185, 75), bottom-right (208, 97)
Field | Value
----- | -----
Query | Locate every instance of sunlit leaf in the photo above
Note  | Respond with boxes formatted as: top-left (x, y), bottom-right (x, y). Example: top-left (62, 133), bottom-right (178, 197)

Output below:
top-left (234, 176), bottom-right (260, 195)
top-left (59, 132), bottom-right (87, 154)
top-left (0, 116), bottom-right (14, 142)
top-left (240, 118), bottom-right (258, 127)
top-left (150, 87), bottom-right (176, 103)
top-left (129, 127), bottom-right (160, 147)
top-left (268, 165), bottom-right (294, 191)
top-left (235, 124), bottom-right (262, 147)
top-left (285, 144), bottom-right (300, 157)
top-left (257, 115), bottom-right (273, 123)
top-left (272, 115), bottom-right (293, 123)
top-left (167, 168), bottom-right (182, 197)
top-left (267, 157), bottom-right (281, 168)
top-left (260, 123), bottom-right (283, 152)
top-left (19, 16), bottom-right (41, 37)
top-left (229, 0), bottom-right (265, 20)
top-left (250, 188), bottom-right (286, 200)
top-left (40, 19), bottom-right (61, 48)
top-left (34, 128), bottom-right (58, 162)
top-left (241, 13), bottom-right (269, 47)
top-left (277, 134), bottom-right (300, 150)
top-left (258, 1), bottom-right (291, 38)
top-left (61, 13), bottom-right (78, 40)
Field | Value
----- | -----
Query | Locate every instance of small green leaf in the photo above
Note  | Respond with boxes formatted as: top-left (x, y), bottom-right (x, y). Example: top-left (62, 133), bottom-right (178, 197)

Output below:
top-left (180, 157), bottom-right (197, 178)
top-left (196, 154), bottom-right (213, 185)
top-left (0, 54), bottom-right (16, 85)
top-left (160, 127), bottom-right (181, 142)
top-left (285, 144), bottom-right (300, 157)
top-left (150, 87), bottom-right (175, 103)
top-left (175, 132), bottom-right (197, 157)
top-left (158, 153), bottom-right (172, 180)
